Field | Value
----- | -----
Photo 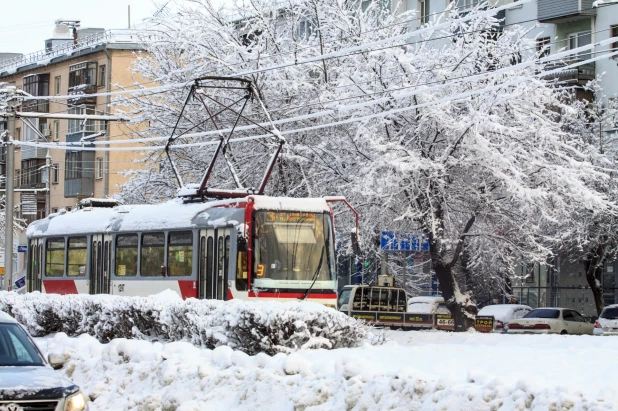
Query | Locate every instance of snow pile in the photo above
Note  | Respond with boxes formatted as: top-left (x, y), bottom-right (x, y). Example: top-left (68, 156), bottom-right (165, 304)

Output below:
top-left (0, 291), bottom-right (368, 354)
top-left (35, 331), bottom-right (618, 410)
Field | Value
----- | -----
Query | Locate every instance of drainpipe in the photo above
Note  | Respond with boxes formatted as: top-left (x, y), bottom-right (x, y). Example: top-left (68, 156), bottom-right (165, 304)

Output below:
top-left (103, 46), bottom-right (112, 197)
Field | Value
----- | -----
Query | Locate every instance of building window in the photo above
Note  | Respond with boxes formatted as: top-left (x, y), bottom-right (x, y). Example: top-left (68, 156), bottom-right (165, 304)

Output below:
top-left (20, 159), bottom-right (45, 187)
top-left (419, 0), bottom-right (430, 24)
top-left (68, 105), bottom-right (96, 134)
top-left (99, 65), bottom-right (106, 86)
top-left (53, 120), bottom-right (60, 141)
top-left (96, 157), bottom-right (103, 179)
top-left (609, 24), bottom-right (618, 59)
top-left (568, 31), bottom-right (592, 60)
top-left (457, 0), bottom-right (478, 10)
top-left (65, 151), bottom-right (81, 179)
top-left (52, 207), bottom-right (58, 213)
top-left (66, 206), bottom-right (72, 211)
top-left (68, 62), bottom-right (97, 89)
top-left (22, 74), bottom-right (49, 112)
top-left (54, 76), bottom-right (61, 95)
top-left (536, 37), bottom-right (550, 58)
top-left (52, 163), bottom-right (59, 184)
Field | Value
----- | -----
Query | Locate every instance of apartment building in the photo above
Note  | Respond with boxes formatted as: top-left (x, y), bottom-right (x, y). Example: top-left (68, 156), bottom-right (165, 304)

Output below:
top-left (0, 22), bottom-right (146, 224)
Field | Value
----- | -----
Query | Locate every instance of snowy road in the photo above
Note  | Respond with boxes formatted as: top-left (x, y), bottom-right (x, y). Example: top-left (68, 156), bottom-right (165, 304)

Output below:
top-left (35, 330), bottom-right (617, 410)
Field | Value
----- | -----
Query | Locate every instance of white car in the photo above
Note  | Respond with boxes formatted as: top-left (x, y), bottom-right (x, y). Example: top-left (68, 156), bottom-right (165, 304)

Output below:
top-left (594, 304), bottom-right (618, 336)
top-left (508, 307), bottom-right (594, 335)
top-left (407, 296), bottom-right (451, 315)
top-left (477, 304), bottom-right (532, 333)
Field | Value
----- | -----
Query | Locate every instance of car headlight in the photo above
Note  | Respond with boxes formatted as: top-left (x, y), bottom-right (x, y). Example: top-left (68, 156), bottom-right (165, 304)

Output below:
top-left (65, 391), bottom-right (87, 411)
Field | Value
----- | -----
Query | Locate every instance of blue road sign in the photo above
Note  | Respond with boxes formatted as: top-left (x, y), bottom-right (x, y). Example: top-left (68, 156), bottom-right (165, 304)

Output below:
top-left (17, 245), bottom-right (27, 253)
top-left (381, 231), bottom-right (429, 251)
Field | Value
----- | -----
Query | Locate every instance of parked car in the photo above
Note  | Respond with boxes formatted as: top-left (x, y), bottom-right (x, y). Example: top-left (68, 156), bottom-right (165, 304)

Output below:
top-left (508, 308), bottom-right (594, 335)
top-left (407, 296), bottom-right (451, 315)
top-left (0, 311), bottom-right (87, 410)
top-left (477, 304), bottom-right (533, 332)
top-left (594, 304), bottom-right (618, 336)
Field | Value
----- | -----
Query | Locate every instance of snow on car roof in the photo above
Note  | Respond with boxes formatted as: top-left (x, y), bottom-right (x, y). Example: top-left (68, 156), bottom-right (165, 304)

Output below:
top-left (27, 196), bottom-right (331, 238)
top-left (477, 304), bottom-right (531, 321)
top-left (408, 296), bottom-right (445, 304)
top-left (0, 311), bottom-right (17, 323)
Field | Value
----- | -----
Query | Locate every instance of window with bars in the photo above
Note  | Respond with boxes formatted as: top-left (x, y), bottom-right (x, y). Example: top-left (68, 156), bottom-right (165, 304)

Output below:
top-left (52, 164), bottom-right (59, 184)
top-left (96, 157), bottom-right (103, 179)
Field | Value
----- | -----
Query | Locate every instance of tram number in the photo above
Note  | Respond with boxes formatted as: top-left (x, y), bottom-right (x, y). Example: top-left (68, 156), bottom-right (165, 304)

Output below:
top-left (257, 264), bottom-right (265, 277)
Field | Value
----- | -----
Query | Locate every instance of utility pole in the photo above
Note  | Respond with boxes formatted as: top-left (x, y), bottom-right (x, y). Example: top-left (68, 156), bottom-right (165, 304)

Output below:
top-left (45, 149), bottom-right (51, 216)
top-left (4, 96), bottom-right (18, 283)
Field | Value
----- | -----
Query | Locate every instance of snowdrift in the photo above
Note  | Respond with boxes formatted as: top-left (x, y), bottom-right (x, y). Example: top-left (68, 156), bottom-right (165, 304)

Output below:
top-left (36, 332), bottom-right (615, 410)
top-left (0, 291), bottom-right (368, 354)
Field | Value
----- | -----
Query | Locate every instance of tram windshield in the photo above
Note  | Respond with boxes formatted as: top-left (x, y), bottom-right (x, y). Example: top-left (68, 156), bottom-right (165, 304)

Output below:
top-left (253, 211), bottom-right (335, 290)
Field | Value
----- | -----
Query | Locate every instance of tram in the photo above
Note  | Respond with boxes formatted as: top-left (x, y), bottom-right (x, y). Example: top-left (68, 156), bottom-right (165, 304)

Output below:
top-left (25, 195), bottom-right (354, 306)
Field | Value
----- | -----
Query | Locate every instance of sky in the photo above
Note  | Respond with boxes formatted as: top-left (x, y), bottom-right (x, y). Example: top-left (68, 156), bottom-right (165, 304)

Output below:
top-left (0, 0), bottom-right (162, 54)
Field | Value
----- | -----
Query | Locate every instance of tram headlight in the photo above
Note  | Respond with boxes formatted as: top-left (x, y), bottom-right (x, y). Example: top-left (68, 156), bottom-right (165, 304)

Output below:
top-left (65, 391), bottom-right (87, 411)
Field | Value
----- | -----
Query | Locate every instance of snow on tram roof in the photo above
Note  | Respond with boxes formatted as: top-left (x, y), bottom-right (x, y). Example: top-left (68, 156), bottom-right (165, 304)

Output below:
top-left (27, 196), bottom-right (331, 237)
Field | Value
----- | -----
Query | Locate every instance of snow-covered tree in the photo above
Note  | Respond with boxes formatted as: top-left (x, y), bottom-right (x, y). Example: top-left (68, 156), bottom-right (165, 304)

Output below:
top-left (119, 0), bottom-right (616, 330)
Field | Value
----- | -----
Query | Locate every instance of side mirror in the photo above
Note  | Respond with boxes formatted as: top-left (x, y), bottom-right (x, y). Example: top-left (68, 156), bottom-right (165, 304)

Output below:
top-left (48, 353), bottom-right (65, 370)
top-left (237, 235), bottom-right (248, 252)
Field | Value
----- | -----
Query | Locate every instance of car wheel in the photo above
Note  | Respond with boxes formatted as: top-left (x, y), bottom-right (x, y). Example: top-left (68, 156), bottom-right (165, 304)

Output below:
top-left (560, 330), bottom-right (567, 335)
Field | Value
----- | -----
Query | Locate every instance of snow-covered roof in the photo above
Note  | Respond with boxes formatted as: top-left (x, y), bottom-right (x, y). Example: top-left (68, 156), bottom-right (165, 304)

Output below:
top-left (27, 196), bottom-right (331, 237)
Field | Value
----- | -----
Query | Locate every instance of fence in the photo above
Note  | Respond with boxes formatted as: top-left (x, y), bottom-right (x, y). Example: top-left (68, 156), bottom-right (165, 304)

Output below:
top-left (511, 286), bottom-right (615, 319)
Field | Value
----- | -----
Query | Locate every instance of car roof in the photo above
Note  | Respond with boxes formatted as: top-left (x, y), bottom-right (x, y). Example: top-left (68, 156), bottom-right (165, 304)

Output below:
top-left (408, 296), bottom-right (445, 303)
top-left (602, 304), bottom-right (618, 309)
top-left (0, 311), bottom-right (18, 323)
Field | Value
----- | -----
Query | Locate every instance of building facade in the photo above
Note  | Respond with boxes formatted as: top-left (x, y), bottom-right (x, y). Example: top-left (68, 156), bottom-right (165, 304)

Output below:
top-left (0, 25), bottom-right (146, 224)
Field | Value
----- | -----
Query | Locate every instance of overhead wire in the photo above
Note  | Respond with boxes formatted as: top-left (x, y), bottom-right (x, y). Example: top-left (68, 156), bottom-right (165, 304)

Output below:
top-left (16, 45), bottom-right (618, 153)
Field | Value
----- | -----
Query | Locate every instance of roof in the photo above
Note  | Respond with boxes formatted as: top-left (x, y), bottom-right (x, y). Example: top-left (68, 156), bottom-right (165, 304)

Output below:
top-left (0, 29), bottom-right (143, 77)
top-left (27, 196), bottom-right (331, 237)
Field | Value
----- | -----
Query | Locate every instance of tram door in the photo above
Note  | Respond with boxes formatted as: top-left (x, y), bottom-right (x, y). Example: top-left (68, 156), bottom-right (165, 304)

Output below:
top-left (89, 234), bottom-right (111, 294)
top-left (27, 240), bottom-right (43, 292)
top-left (198, 228), bottom-right (231, 301)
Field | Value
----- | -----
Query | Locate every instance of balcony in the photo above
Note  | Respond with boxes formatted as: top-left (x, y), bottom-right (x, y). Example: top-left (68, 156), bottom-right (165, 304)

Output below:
top-left (68, 61), bottom-right (98, 105)
top-left (64, 130), bottom-right (95, 198)
top-left (537, 0), bottom-right (596, 23)
top-left (21, 73), bottom-right (49, 113)
top-left (540, 60), bottom-right (595, 87)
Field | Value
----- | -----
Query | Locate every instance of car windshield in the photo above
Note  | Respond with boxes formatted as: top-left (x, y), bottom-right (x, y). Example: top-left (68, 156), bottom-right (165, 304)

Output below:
top-left (600, 307), bottom-right (618, 320)
top-left (0, 323), bottom-right (44, 366)
top-left (338, 288), bottom-right (352, 309)
top-left (523, 309), bottom-right (560, 319)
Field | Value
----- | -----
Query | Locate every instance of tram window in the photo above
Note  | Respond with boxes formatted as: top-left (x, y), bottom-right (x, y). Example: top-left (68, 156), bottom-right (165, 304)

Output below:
top-left (353, 288), bottom-right (369, 311)
top-left (116, 234), bottom-right (138, 276)
top-left (224, 235), bottom-right (230, 280)
top-left (141, 232), bottom-right (165, 277)
top-left (67, 237), bottom-right (88, 276)
top-left (378, 289), bottom-right (389, 311)
top-left (168, 231), bottom-right (193, 276)
top-left (45, 238), bottom-right (65, 277)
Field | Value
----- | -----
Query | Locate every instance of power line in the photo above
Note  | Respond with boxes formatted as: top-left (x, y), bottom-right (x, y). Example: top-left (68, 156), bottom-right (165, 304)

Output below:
top-left (23, 0), bottom-right (534, 102)
top-left (16, 47), bottom-right (618, 154)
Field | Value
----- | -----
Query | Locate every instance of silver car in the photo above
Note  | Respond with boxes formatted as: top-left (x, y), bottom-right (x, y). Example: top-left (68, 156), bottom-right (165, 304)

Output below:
top-left (0, 311), bottom-right (87, 411)
top-left (594, 305), bottom-right (618, 336)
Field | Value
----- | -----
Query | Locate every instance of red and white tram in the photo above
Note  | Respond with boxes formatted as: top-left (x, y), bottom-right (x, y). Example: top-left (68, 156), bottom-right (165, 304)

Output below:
top-left (26, 195), bottom-right (351, 306)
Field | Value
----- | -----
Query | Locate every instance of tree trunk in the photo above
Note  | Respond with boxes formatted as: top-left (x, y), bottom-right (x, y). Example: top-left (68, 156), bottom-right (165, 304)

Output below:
top-left (430, 254), bottom-right (478, 332)
top-left (584, 246), bottom-right (605, 316)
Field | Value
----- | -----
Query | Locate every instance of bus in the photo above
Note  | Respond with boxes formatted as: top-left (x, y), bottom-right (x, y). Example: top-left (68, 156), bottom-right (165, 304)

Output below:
top-left (26, 195), bottom-right (351, 306)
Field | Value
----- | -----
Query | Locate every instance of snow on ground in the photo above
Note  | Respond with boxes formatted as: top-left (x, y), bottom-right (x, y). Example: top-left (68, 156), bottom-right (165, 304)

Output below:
top-left (34, 330), bottom-right (617, 410)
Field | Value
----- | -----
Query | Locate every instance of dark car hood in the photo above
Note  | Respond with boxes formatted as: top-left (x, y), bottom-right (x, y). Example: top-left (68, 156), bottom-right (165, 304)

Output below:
top-left (0, 366), bottom-right (78, 400)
